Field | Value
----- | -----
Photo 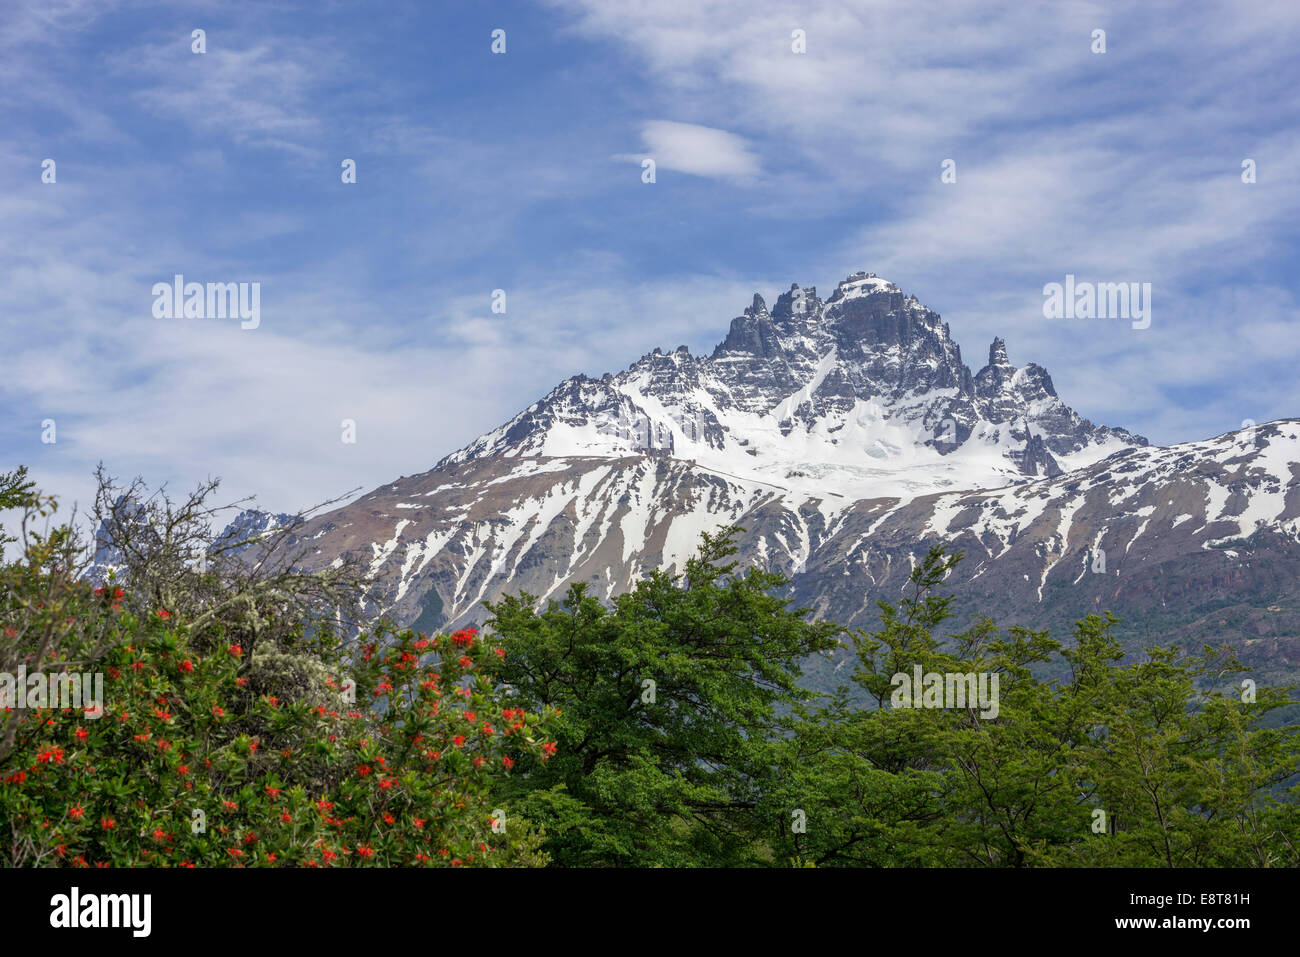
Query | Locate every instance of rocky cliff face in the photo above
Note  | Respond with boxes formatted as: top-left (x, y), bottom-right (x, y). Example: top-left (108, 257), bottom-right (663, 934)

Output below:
top-left (238, 274), bottom-right (1298, 683)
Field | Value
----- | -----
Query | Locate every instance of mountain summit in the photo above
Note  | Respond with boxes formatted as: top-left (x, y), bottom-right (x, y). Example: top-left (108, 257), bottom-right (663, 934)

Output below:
top-left (441, 273), bottom-right (1144, 497)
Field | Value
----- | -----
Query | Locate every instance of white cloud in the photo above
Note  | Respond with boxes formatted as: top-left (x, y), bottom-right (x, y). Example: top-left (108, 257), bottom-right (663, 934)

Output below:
top-left (629, 120), bottom-right (760, 181)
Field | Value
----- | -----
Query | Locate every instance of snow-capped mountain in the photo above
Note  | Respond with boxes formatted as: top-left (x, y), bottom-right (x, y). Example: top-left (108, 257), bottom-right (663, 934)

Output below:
top-left (442, 273), bottom-right (1144, 498)
top-left (211, 509), bottom-right (299, 556)
top-left (254, 274), bottom-right (1298, 682)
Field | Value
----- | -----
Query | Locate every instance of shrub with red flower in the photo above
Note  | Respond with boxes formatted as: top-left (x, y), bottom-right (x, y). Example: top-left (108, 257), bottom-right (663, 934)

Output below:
top-left (0, 466), bottom-right (557, 867)
top-left (0, 608), bottom-right (555, 867)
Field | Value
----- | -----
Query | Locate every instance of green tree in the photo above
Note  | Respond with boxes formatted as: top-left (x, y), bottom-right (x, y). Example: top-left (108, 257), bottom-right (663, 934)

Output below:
top-left (483, 526), bottom-right (841, 866)
top-left (768, 546), bottom-right (1300, 867)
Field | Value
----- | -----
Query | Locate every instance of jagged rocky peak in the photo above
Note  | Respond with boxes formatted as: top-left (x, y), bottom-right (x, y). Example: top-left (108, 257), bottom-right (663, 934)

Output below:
top-left (974, 337), bottom-right (1014, 394)
top-left (436, 270), bottom-right (1147, 489)
top-left (988, 336), bottom-right (1011, 367)
top-left (213, 509), bottom-right (300, 555)
top-left (974, 338), bottom-right (1059, 403)
top-left (770, 282), bottom-right (822, 321)
top-left (714, 308), bottom-right (783, 358)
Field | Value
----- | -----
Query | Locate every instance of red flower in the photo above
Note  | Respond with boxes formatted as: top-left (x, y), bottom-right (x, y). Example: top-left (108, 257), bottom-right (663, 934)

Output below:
top-left (156, 609), bottom-right (171, 620)
top-left (100, 817), bottom-right (115, 830)
top-left (357, 845), bottom-right (374, 858)
top-left (74, 727), bottom-right (88, 742)
top-left (179, 660), bottom-right (194, 672)
top-left (228, 644), bottom-right (243, 657)
top-left (502, 755), bottom-right (515, 769)
top-left (69, 804), bottom-right (85, 819)
top-left (458, 656), bottom-right (473, 669)
top-left (453, 736), bottom-right (466, 748)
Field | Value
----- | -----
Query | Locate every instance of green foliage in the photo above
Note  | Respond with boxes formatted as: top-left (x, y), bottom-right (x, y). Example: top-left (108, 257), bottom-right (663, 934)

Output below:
top-left (765, 546), bottom-right (1300, 867)
top-left (483, 526), bottom-right (841, 866)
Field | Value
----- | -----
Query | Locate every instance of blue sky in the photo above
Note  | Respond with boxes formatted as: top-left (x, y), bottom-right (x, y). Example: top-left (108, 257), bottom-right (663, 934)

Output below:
top-left (2, 0), bottom-right (1298, 517)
